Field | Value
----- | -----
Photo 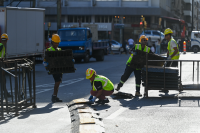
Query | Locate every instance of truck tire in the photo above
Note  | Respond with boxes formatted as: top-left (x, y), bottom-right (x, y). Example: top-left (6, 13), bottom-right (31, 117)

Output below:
top-left (84, 53), bottom-right (90, 63)
top-left (96, 50), bottom-right (104, 61)
top-left (193, 46), bottom-right (199, 53)
top-left (75, 58), bottom-right (82, 63)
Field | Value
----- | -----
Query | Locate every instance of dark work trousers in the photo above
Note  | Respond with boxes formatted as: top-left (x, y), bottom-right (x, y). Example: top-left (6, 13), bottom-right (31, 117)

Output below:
top-left (118, 65), bottom-right (141, 92)
top-left (166, 61), bottom-right (178, 67)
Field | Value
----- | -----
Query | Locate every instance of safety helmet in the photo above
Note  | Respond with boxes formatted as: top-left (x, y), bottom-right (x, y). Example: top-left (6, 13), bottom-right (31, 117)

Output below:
top-left (86, 68), bottom-right (96, 79)
top-left (51, 34), bottom-right (61, 43)
top-left (139, 35), bottom-right (148, 43)
top-left (1, 33), bottom-right (9, 40)
top-left (164, 28), bottom-right (173, 35)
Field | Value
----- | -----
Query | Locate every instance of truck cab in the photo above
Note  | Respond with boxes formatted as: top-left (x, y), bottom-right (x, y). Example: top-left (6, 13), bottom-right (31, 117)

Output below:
top-left (58, 28), bottom-right (92, 62)
top-left (191, 31), bottom-right (200, 53)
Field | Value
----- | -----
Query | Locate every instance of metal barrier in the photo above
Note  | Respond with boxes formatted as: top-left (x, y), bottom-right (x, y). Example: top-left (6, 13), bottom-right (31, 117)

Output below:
top-left (144, 53), bottom-right (200, 97)
top-left (0, 58), bottom-right (36, 120)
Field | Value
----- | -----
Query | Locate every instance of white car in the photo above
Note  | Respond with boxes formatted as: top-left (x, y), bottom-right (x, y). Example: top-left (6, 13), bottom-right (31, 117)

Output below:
top-left (140, 30), bottom-right (165, 42)
top-left (110, 40), bottom-right (122, 51)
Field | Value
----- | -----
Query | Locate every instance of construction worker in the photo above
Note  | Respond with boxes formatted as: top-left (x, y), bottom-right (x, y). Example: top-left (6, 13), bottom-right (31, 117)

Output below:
top-left (86, 68), bottom-right (114, 104)
top-left (164, 28), bottom-right (180, 67)
top-left (160, 28), bottom-right (180, 93)
top-left (43, 34), bottom-right (63, 103)
top-left (0, 33), bottom-right (12, 97)
top-left (116, 35), bottom-right (152, 97)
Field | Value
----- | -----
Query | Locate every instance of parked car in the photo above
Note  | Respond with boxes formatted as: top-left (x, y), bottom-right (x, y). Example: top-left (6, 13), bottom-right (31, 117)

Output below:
top-left (110, 40), bottom-right (122, 51)
top-left (140, 30), bottom-right (165, 42)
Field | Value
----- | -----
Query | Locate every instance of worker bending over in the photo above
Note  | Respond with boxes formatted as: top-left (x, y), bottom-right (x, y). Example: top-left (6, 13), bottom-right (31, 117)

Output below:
top-left (86, 68), bottom-right (114, 105)
top-left (116, 35), bottom-right (153, 97)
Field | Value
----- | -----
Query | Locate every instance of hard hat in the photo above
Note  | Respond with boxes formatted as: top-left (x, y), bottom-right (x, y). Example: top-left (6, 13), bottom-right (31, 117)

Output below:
top-left (1, 33), bottom-right (9, 40)
top-left (86, 68), bottom-right (96, 79)
top-left (139, 35), bottom-right (148, 43)
top-left (51, 34), bottom-right (61, 43)
top-left (164, 28), bottom-right (173, 35)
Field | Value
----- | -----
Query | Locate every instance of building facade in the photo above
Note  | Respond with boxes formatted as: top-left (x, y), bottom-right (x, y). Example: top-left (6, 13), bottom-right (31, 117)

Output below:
top-left (2, 0), bottom-right (199, 42)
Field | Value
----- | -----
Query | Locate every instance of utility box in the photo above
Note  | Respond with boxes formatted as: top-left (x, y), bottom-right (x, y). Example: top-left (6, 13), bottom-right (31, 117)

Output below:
top-left (83, 24), bottom-right (98, 42)
top-left (0, 7), bottom-right (45, 59)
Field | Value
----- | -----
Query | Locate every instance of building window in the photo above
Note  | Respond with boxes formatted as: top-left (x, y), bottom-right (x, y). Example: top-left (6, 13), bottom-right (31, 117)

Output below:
top-left (68, 16), bottom-right (73, 22)
top-left (85, 16), bottom-right (91, 23)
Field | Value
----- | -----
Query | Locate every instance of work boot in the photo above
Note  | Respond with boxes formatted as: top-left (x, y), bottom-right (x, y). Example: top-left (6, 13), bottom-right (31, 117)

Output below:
top-left (135, 92), bottom-right (142, 97)
top-left (115, 86), bottom-right (121, 91)
top-left (103, 98), bottom-right (109, 103)
top-left (159, 90), bottom-right (169, 93)
top-left (95, 99), bottom-right (103, 104)
top-left (51, 95), bottom-right (56, 103)
top-left (55, 97), bottom-right (63, 102)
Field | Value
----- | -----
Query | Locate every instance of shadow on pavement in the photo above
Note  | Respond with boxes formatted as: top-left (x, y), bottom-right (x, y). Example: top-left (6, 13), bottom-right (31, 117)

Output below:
top-left (90, 104), bottom-right (111, 111)
top-left (0, 103), bottom-right (62, 124)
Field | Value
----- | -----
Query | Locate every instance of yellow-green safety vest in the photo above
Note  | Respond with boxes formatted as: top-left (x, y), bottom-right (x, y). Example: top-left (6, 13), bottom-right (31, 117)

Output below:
top-left (92, 75), bottom-right (114, 91)
top-left (0, 43), bottom-right (5, 58)
top-left (46, 46), bottom-right (61, 51)
top-left (167, 38), bottom-right (180, 60)
top-left (126, 44), bottom-right (150, 66)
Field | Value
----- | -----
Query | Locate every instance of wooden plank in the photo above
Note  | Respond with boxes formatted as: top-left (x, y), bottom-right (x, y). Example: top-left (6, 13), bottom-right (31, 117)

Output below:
top-left (79, 125), bottom-right (105, 133)
top-left (79, 113), bottom-right (92, 119)
top-left (80, 118), bottom-right (95, 124)
top-left (73, 98), bottom-right (87, 104)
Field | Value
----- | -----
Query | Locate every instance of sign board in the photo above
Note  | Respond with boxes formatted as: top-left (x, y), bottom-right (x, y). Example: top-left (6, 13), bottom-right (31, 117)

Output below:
top-left (114, 24), bottom-right (124, 29)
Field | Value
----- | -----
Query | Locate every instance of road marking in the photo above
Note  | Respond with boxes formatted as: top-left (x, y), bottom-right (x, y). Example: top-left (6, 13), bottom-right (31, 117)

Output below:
top-left (105, 107), bottom-right (128, 119)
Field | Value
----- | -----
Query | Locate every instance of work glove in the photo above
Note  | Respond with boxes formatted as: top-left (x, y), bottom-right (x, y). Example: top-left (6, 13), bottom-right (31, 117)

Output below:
top-left (72, 59), bottom-right (75, 63)
top-left (88, 95), bottom-right (93, 100)
top-left (167, 56), bottom-right (171, 60)
top-left (43, 61), bottom-right (49, 67)
top-left (89, 97), bottom-right (96, 104)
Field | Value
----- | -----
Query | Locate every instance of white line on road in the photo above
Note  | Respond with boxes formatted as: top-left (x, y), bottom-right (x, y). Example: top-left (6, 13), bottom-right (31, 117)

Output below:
top-left (105, 107), bottom-right (128, 119)
top-left (35, 78), bottom-right (85, 94)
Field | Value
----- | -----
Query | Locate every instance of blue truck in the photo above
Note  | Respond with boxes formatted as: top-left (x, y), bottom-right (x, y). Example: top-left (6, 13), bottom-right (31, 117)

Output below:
top-left (58, 27), bottom-right (108, 63)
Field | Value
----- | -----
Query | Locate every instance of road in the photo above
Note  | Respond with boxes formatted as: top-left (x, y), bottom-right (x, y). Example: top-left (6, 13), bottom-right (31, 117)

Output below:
top-left (1, 52), bottom-right (200, 133)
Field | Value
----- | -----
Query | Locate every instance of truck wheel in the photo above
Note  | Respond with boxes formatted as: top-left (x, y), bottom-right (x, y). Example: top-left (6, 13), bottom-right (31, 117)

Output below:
top-left (96, 50), bottom-right (104, 61)
top-left (75, 58), bottom-right (82, 63)
top-left (193, 46), bottom-right (199, 53)
top-left (84, 53), bottom-right (90, 63)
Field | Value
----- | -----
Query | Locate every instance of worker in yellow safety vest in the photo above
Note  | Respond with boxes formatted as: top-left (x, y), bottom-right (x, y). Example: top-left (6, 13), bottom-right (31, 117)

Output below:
top-left (43, 34), bottom-right (63, 103)
top-left (159, 28), bottom-right (180, 93)
top-left (0, 33), bottom-right (8, 58)
top-left (0, 33), bottom-right (12, 97)
top-left (116, 35), bottom-right (153, 97)
top-left (86, 68), bottom-right (114, 105)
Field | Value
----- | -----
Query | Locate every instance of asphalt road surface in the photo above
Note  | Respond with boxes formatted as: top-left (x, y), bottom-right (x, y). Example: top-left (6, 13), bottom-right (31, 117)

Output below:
top-left (1, 52), bottom-right (200, 133)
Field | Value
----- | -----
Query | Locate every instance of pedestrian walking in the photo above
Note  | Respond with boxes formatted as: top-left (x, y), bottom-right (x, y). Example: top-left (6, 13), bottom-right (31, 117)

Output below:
top-left (128, 37), bottom-right (135, 49)
top-left (122, 39), bottom-right (128, 54)
top-left (116, 35), bottom-right (153, 97)
top-left (147, 37), bottom-right (152, 47)
top-left (155, 39), bottom-right (161, 54)
top-left (43, 34), bottom-right (63, 103)
top-left (151, 44), bottom-right (155, 53)
top-left (86, 68), bottom-right (114, 105)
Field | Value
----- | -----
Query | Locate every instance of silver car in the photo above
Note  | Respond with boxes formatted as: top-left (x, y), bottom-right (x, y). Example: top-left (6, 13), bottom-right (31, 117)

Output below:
top-left (110, 40), bottom-right (122, 51)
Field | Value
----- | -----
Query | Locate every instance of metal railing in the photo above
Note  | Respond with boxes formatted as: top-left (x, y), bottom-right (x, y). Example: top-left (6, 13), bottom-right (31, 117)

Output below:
top-left (144, 53), bottom-right (200, 97)
top-left (0, 58), bottom-right (36, 120)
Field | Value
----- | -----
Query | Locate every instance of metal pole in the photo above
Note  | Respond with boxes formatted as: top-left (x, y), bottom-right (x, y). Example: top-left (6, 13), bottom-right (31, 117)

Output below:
top-left (15, 60), bottom-right (19, 116)
top-left (32, 57), bottom-right (36, 108)
top-left (57, 0), bottom-right (61, 31)
top-left (192, 0), bottom-right (194, 32)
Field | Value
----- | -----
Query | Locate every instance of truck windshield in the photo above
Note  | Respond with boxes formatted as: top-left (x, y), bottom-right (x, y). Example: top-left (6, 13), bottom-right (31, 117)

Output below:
top-left (59, 29), bottom-right (86, 41)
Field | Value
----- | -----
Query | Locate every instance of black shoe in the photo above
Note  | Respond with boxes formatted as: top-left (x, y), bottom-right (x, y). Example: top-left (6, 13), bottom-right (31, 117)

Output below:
top-left (115, 86), bottom-right (121, 91)
top-left (51, 95), bottom-right (56, 103)
top-left (55, 97), bottom-right (63, 102)
top-left (95, 99), bottom-right (103, 104)
top-left (103, 98), bottom-right (109, 103)
top-left (159, 90), bottom-right (169, 93)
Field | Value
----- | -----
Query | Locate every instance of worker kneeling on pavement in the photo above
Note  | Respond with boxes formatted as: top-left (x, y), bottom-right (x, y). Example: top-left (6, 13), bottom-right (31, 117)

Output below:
top-left (116, 35), bottom-right (153, 97)
top-left (86, 68), bottom-right (114, 104)
top-left (43, 34), bottom-right (63, 103)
